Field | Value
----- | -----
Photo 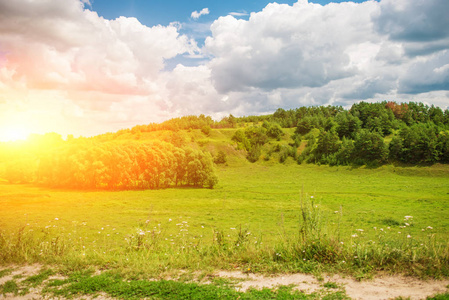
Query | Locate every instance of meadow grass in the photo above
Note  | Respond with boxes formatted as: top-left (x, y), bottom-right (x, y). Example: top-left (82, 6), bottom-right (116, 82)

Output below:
top-left (0, 162), bottom-right (448, 281)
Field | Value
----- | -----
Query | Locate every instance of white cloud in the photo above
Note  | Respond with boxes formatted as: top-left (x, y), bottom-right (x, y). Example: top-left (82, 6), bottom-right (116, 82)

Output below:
top-left (205, 1), bottom-right (379, 94)
top-left (0, 0), bottom-right (448, 138)
top-left (229, 12), bottom-right (248, 17)
top-left (191, 8), bottom-right (210, 20)
top-left (0, 0), bottom-right (200, 136)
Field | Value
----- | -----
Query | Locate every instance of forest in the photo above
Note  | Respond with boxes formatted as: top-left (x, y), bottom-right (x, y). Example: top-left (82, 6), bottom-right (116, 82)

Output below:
top-left (0, 101), bottom-right (448, 189)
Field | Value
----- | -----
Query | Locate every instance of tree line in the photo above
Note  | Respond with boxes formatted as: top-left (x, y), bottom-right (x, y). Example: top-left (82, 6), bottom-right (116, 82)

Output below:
top-left (1, 137), bottom-right (218, 189)
top-left (232, 101), bottom-right (449, 166)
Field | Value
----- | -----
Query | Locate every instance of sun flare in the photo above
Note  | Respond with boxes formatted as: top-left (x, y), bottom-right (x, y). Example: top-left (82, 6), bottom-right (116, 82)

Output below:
top-left (0, 126), bottom-right (30, 142)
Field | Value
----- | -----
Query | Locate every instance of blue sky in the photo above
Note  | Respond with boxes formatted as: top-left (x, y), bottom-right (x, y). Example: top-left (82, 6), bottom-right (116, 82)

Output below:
top-left (90, 1), bottom-right (374, 27)
top-left (0, 0), bottom-right (447, 139)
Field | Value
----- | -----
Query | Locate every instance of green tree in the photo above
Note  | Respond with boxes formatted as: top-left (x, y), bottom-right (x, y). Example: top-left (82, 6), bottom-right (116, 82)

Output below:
top-left (313, 131), bottom-right (340, 164)
top-left (352, 130), bottom-right (388, 165)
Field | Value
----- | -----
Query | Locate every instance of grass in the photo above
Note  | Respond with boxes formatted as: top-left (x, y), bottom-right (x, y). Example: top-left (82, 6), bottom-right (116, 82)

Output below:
top-left (0, 162), bottom-right (449, 298)
top-left (0, 163), bottom-right (448, 275)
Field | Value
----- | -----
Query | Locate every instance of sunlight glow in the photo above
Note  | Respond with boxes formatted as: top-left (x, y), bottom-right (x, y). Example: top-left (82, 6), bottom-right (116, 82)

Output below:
top-left (0, 126), bottom-right (30, 142)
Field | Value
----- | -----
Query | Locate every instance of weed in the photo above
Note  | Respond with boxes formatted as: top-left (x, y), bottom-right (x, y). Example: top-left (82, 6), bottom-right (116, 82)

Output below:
top-left (0, 268), bottom-right (13, 278)
top-left (42, 271), bottom-right (348, 299)
top-left (23, 269), bottom-right (54, 287)
top-left (1, 280), bottom-right (19, 296)
top-left (383, 218), bottom-right (401, 226)
top-left (323, 281), bottom-right (339, 289)
top-left (427, 293), bottom-right (449, 300)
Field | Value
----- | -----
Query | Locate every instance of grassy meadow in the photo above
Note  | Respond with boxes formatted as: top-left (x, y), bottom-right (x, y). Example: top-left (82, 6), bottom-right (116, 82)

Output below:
top-left (1, 160), bottom-right (448, 280)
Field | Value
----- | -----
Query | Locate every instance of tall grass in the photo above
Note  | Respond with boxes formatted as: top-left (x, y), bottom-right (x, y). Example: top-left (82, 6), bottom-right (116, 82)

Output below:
top-left (1, 193), bottom-right (448, 279)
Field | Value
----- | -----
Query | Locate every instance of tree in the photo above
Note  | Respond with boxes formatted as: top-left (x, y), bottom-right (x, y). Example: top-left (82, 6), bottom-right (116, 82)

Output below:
top-left (335, 111), bottom-right (362, 139)
top-left (214, 150), bottom-right (227, 164)
top-left (313, 131), bottom-right (340, 164)
top-left (352, 130), bottom-right (388, 165)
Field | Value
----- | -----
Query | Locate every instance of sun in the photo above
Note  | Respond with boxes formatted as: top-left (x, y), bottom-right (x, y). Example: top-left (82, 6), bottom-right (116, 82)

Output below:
top-left (0, 126), bottom-right (30, 142)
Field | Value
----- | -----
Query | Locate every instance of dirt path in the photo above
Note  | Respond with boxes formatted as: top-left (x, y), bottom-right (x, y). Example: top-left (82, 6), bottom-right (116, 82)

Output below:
top-left (216, 271), bottom-right (449, 300)
top-left (1, 265), bottom-right (448, 299)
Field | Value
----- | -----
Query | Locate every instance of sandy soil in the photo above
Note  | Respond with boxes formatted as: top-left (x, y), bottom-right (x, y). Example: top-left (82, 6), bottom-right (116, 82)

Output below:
top-left (216, 271), bottom-right (449, 299)
top-left (1, 265), bottom-right (448, 299)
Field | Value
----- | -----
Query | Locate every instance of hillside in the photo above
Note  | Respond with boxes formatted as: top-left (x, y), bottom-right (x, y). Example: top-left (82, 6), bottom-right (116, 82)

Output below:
top-left (0, 101), bottom-right (448, 190)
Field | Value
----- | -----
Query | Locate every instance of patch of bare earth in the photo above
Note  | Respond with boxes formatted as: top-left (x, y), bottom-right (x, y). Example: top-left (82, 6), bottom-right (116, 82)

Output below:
top-left (1, 265), bottom-right (448, 299)
top-left (216, 271), bottom-right (449, 300)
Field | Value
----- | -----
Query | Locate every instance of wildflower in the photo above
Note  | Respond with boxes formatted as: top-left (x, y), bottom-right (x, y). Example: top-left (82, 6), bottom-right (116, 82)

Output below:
top-left (404, 216), bottom-right (413, 220)
top-left (427, 226), bottom-right (433, 230)
top-left (230, 228), bottom-right (236, 230)
top-left (407, 235), bottom-right (411, 238)
top-left (387, 227), bottom-right (390, 230)
top-left (169, 219), bottom-right (172, 222)
top-left (310, 196), bottom-right (314, 199)
top-left (201, 226), bottom-right (204, 228)
top-left (380, 228), bottom-right (384, 231)
top-left (398, 232), bottom-right (401, 234)
top-left (334, 211), bottom-right (339, 214)
top-left (356, 229), bottom-right (364, 232)
top-left (55, 218), bottom-right (59, 221)
top-left (351, 234), bottom-right (358, 238)
top-left (340, 242), bottom-right (344, 245)
top-left (373, 227), bottom-right (377, 230)
top-left (405, 223), bottom-right (410, 226)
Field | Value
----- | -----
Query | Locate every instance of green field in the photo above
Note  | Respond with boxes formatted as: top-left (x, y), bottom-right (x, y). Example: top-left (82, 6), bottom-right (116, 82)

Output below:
top-left (1, 161), bottom-right (448, 278)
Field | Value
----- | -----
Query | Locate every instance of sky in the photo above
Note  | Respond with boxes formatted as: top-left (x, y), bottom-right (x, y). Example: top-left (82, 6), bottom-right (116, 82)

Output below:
top-left (0, 0), bottom-right (448, 141)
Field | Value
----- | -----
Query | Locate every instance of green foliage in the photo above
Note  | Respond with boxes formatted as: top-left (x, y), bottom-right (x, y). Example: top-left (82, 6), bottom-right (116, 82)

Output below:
top-left (427, 293), bottom-right (449, 300)
top-left (1, 280), bottom-right (18, 296)
top-left (312, 131), bottom-right (340, 164)
top-left (201, 125), bottom-right (211, 136)
top-left (335, 111), bottom-right (362, 139)
top-left (23, 269), bottom-right (54, 287)
top-left (352, 130), bottom-right (388, 165)
top-left (214, 150), bottom-right (227, 165)
top-left (265, 122), bottom-right (284, 140)
top-left (42, 271), bottom-right (344, 300)
top-left (247, 145), bottom-right (261, 163)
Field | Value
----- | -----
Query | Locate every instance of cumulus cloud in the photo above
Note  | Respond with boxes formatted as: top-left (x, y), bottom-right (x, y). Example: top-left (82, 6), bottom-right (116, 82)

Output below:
top-left (1, 0), bottom-right (449, 138)
top-left (0, 0), bottom-right (199, 136)
top-left (374, 0), bottom-right (449, 56)
top-left (191, 8), bottom-right (210, 20)
top-left (398, 50), bottom-right (449, 94)
top-left (205, 1), bottom-right (379, 94)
